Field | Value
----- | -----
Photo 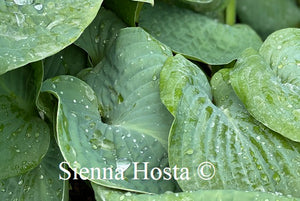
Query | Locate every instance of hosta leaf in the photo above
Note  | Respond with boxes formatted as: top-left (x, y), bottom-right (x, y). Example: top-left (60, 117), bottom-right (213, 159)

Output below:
top-left (230, 28), bottom-right (300, 142)
top-left (237, 0), bottom-right (300, 39)
top-left (103, 0), bottom-right (144, 27)
top-left (0, 137), bottom-right (69, 201)
top-left (43, 45), bottom-right (88, 80)
top-left (41, 27), bottom-right (177, 193)
top-left (0, 64), bottom-right (50, 179)
top-left (139, 1), bottom-right (262, 65)
top-left (161, 54), bottom-right (300, 197)
top-left (92, 184), bottom-right (300, 201)
top-left (74, 7), bottom-right (126, 66)
top-left (167, 0), bottom-right (230, 13)
top-left (0, 0), bottom-right (103, 75)
top-left (132, 0), bottom-right (154, 5)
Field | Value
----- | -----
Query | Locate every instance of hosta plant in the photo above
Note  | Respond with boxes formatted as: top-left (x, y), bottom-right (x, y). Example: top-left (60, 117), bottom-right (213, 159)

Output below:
top-left (0, 0), bottom-right (299, 200)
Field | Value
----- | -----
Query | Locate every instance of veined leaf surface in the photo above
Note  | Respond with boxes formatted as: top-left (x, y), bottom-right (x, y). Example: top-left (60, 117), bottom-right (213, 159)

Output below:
top-left (237, 0), bottom-right (300, 39)
top-left (0, 64), bottom-right (50, 179)
top-left (230, 28), bottom-right (300, 142)
top-left (92, 184), bottom-right (300, 201)
top-left (42, 28), bottom-right (176, 193)
top-left (103, 0), bottom-right (144, 27)
top-left (0, 137), bottom-right (68, 201)
top-left (0, 0), bottom-right (103, 75)
top-left (139, 1), bottom-right (262, 65)
top-left (161, 54), bottom-right (300, 197)
top-left (74, 7), bottom-right (126, 66)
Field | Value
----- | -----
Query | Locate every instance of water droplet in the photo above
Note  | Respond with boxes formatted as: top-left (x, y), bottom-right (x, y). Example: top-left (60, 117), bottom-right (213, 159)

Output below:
top-left (40, 175), bottom-right (44, 179)
top-left (85, 105), bottom-right (89, 109)
top-left (95, 35), bottom-right (100, 43)
top-left (152, 75), bottom-right (157, 81)
top-left (185, 148), bottom-right (194, 155)
top-left (277, 45), bottom-right (282, 50)
top-left (34, 3), bottom-right (43, 11)
top-left (73, 99), bottom-right (77, 103)
top-left (118, 94), bottom-right (124, 104)
top-left (18, 179), bottom-right (23, 185)
top-left (116, 158), bottom-right (131, 173)
top-left (273, 172), bottom-right (281, 183)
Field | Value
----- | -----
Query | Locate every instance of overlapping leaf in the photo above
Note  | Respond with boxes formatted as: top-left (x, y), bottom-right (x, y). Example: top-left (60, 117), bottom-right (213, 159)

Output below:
top-left (161, 54), bottom-right (300, 197)
top-left (74, 7), bottom-right (126, 66)
top-left (0, 137), bottom-right (68, 201)
top-left (237, 0), bottom-right (300, 39)
top-left (230, 28), bottom-right (300, 142)
top-left (166, 0), bottom-right (230, 13)
top-left (43, 45), bottom-right (87, 80)
top-left (92, 183), bottom-right (300, 201)
top-left (0, 64), bottom-right (50, 179)
top-left (139, 1), bottom-right (262, 65)
top-left (41, 27), bottom-right (177, 193)
top-left (103, 0), bottom-right (144, 27)
top-left (0, 0), bottom-right (103, 74)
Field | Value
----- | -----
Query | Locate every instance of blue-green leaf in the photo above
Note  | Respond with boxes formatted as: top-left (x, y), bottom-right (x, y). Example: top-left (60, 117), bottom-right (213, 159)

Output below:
top-left (41, 28), bottom-right (176, 193)
top-left (0, 0), bottom-right (103, 75)
top-left (139, 1), bottom-right (262, 65)
top-left (0, 64), bottom-right (50, 179)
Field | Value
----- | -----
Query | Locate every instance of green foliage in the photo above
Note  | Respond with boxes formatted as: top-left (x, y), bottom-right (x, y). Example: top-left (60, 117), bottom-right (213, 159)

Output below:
top-left (0, 0), bottom-right (103, 75)
top-left (0, 0), bottom-right (299, 200)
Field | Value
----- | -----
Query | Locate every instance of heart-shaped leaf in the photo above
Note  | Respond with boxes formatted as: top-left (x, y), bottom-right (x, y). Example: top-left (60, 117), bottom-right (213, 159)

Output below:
top-left (41, 27), bottom-right (177, 193)
top-left (0, 0), bottom-right (103, 75)
top-left (161, 54), bottom-right (300, 197)
top-left (237, 0), bottom-right (300, 39)
top-left (0, 64), bottom-right (50, 179)
top-left (74, 7), bottom-right (126, 66)
top-left (92, 183), bottom-right (300, 201)
top-left (230, 28), bottom-right (300, 142)
top-left (0, 137), bottom-right (68, 201)
top-left (139, 1), bottom-right (262, 65)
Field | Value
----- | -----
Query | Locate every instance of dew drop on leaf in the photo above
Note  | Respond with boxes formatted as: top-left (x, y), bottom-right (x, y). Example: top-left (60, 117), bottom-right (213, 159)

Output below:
top-left (116, 158), bottom-right (131, 173)
top-left (34, 3), bottom-right (43, 11)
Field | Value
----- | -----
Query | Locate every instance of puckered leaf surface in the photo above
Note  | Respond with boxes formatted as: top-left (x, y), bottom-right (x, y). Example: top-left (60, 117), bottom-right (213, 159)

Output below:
top-left (92, 183), bottom-right (300, 201)
top-left (161, 54), bottom-right (300, 197)
top-left (139, 1), bottom-right (262, 65)
top-left (230, 28), bottom-right (300, 142)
